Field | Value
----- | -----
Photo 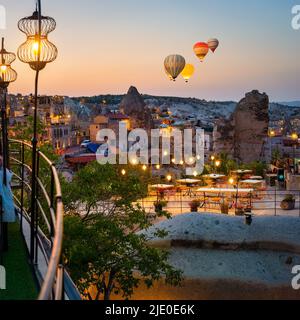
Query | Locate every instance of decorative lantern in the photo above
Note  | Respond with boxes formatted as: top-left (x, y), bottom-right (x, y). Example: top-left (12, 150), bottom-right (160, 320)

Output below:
top-left (0, 38), bottom-right (17, 88)
top-left (17, 9), bottom-right (57, 71)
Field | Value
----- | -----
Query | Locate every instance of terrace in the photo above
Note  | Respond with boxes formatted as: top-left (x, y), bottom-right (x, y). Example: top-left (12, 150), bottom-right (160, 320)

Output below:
top-left (138, 171), bottom-right (300, 219)
top-left (0, 140), bottom-right (81, 300)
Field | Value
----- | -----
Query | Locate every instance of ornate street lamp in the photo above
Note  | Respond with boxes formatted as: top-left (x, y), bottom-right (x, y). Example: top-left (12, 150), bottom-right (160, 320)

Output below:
top-left (17, 0), bottom-right (57, 261)
top-left (0, 38), bottom-right (17, 186)
top-left (0, 38), bottom-right (17, 258)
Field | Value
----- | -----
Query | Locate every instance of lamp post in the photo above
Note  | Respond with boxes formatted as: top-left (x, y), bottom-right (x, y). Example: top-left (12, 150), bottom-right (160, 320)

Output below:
top-left (17, 0), bottom-right (57, 261)
top-left (268, 129), bottom-right (275, 163)
top-left (215, 159), bottom-right (221, 173)
top-left (291, 133), bottom-right (299, 173)
top-left (0, 38), bottom-right (17, 185)
top-left (0, 38), bottom-right (17, 255)
top-left (229, 176), bottom-right (239, 215)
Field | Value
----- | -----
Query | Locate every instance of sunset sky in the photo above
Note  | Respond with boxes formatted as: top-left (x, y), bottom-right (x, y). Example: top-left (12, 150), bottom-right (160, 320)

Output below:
top-left (1, 0), bottom-right (300, 101)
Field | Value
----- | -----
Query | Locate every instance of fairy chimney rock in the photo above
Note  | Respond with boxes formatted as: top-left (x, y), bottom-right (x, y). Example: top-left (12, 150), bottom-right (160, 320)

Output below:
top-left (120, 86), bottom-right (153, 130)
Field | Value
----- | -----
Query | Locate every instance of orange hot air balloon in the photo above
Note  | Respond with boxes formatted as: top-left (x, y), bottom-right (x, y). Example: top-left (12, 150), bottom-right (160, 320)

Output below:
top-left (193, 42), bottom-right (209, 62)
top-left (181, 64), bottom-right (195, 83)
top-left (207, 38), bottom-right (219, 53)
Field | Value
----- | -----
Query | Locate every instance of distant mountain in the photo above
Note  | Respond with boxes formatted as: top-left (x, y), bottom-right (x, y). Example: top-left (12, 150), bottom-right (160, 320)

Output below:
top-left (68, 89), bottom-right (299, 128)
top-left (278, 101), bottom-right (300, 107)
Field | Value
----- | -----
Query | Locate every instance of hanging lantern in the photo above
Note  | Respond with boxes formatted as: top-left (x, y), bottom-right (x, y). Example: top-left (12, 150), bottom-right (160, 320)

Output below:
top-left (0, 38), bottom-right (17, 88)
top-left (17, 9), bottom-right (58, 71)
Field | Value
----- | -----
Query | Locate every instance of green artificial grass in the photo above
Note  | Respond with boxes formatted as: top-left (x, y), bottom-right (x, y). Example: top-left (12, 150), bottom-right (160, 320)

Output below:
top-left (0, 222), bottom-right (38, 300)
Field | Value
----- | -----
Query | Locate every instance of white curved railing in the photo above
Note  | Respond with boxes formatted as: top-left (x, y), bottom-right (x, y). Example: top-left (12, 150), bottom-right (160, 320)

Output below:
top-left (8, 139), bottom-right (80, 300)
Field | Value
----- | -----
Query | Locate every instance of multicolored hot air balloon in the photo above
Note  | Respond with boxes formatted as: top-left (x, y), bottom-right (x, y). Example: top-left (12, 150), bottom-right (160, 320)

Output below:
top-left (181, 63), bottom-right (195, 83)
top-left (207, 38), bottom-right (219, 53)
top-left (164, 54), bottom-right (186, 81)
top-left (164, 67), bottom-right (173, 81)
top-left (193, 42), bottom-right (209, 62)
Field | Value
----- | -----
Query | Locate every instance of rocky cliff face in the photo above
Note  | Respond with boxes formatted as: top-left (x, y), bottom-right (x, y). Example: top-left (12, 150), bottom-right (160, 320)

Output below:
top-left (120, 86), bottom-right (153, 130)
top-left (213, 90), bottom-right (269, 163)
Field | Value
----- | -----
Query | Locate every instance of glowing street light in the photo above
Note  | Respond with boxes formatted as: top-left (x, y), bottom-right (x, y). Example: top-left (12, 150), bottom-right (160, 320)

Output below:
top-left (228, 177), bottom-right (235, 186)
top-left (0, 38), bottom-right (17, 186)
top-left (291, 133), bottom-right (299, 171)
top-left (17, 0), bottom-right (58, 262)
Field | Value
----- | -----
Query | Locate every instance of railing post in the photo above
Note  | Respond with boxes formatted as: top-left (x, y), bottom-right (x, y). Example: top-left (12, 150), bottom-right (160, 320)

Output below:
top-left (34, 151), bottom-right (40, 265)
top-left (274, 188), bottom-right (277, 217)
top-left (50, 168), bottom-right (55, 240)
top-left (180, 189), bottom-right (182, 214)
top-left (20, 142), bottom-right (25, 232)
top-left (0, 196), bottom-right (3, 266)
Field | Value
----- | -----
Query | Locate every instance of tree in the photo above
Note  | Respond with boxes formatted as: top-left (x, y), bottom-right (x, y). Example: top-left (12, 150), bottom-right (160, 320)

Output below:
top-left (11, 116), bottom-right (47, 144)
top-left (62, 162), bottom-right (182, 300)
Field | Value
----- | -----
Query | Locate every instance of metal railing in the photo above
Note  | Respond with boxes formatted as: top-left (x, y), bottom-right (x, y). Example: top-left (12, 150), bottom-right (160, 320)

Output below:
top-left (8, 139), bottom-right (81, 300)
top-left (140, 189), bottom-right (300, 217)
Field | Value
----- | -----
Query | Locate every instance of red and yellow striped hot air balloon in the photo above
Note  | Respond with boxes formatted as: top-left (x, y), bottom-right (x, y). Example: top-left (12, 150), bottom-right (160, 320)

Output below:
top-left (164, 54), bottom-right (186, 81)
top-left (207, 38), bottom-right (219, 53)
top-left (193, 42), bottom-right (209, 62)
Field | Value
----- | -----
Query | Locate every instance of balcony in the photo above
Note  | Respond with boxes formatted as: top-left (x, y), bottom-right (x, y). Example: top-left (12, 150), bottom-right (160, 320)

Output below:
top-left (0, 139), bottom-right (81, 300)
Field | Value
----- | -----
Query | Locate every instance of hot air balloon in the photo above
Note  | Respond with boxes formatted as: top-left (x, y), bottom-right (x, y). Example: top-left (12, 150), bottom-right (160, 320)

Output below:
top-left (207, 38), bottom-right (219, 53)
top-left (193, 42), bottom-right (209, 62)
top-left (164, 54), bottom-right (186, 81)
top-left (164, 67), bottom-right (173, 81)
top-left (181, 64), bottom-right (195, 83)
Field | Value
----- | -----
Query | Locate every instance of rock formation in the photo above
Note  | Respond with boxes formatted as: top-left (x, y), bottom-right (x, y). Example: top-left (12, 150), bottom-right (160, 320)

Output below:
top-left (119, 86), bottom-right (153, 130)
top-left (213, 90), bottom-right (269, 163)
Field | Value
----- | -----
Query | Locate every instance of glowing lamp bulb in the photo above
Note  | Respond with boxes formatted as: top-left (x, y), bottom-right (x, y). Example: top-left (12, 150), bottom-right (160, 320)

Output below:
top-left (229, 178), bottom-right (234, 185)
top-left (166, 175), bottom-right (172, 182)
top-left (142, 165), bottom-right (147, 171)
top-left (121, 169), bottom-right (126, 176)
top-left (32, 41), bottom-right (40, 54)
top-left (0, 65), bottom-right (7, 73)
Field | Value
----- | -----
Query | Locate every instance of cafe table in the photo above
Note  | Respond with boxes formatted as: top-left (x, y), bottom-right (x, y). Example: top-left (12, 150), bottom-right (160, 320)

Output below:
top-left (151, 184), bottom-right (174, 199)
top-left (197, 187), bottom-right (254, 209)
top-left (240, 180), bottom-right (264, 184)
top-left (250, 176), bottom-right (263, 180)
top-left (203, 174), bottom-right (226, 179)
top-left (177, 179), bottom-right (201, 197)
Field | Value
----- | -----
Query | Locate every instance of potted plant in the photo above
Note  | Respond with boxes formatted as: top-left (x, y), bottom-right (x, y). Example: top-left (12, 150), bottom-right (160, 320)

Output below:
top-left (280, 194), bottom-right (296, 210)
top-left (220, 198), bottom-right (229, 214)
top-left (154, 200), bottom-right (168, 213)
top-left (189, 199), bottom-right (201, 212)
